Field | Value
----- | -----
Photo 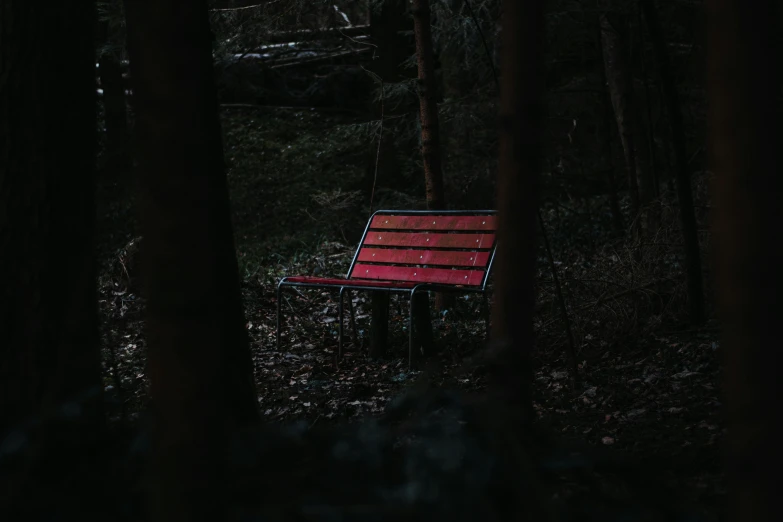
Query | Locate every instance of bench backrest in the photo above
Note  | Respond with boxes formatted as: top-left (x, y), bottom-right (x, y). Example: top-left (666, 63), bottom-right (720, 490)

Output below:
top-left (346, 210), bottom-right (498, 289)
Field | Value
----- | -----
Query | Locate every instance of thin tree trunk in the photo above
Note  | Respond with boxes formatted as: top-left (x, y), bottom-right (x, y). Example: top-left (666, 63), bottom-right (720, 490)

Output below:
top-left (124, 0), bottom-right (259, 518)
top-left (629, 16), bottom-right (658, 229)
top-left (641, 0), bottom-right (704, 324)
top-left (364, 0), bottom-right (408, 206)
top-left (0, 1), bottom-right (103, 518)
top-left (599, 12), bottom-right (641, 234)
top-left (366, 0), bottom-right (416, 357)
top-left (708, 1), bottom-right (781, 521)
top-left (595, 19), bottom-right (625, 234)
top-left (410, 0), bottom-right (441, 344)
top-left (412, 0), bottom-right (445, 211)
top-left (369, 0), bottom-right (410, 85)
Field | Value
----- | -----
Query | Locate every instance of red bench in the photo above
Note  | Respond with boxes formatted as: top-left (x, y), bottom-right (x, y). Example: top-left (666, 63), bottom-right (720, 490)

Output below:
top-left (276, 210), bottom-right (498, 365)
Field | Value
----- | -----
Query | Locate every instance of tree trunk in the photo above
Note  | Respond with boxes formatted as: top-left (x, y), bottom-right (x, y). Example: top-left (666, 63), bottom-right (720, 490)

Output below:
top-left (369, 0), bottom-right (410, 85)
top-left (123, 0), bottom-right (259, 518)
top-left (641, 0), bottom-right (704, 324)
top-left (595, 19), bottom-right (625, 234)
top-left (412, 0), bottom-right (445, 211)
top-left (366, 0), bottom-right (414, 357)
top-left (364, 0), bottom-right (410, 207)
top-left (0, 1), bottom-right (103, 518)
top-left (708, 1), bottom-right (782, 521)
top-left (410, 0), bottom-right (442, 343)
top-left (491, 1), bottom-right (545, 518)
top-left (599, 13), bottom-right (643, 234)
top-left (493, 0), bottom-right (543, 426)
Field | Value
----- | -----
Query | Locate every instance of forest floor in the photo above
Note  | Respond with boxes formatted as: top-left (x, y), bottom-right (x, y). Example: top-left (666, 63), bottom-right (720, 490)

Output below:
top-left (94, 107), bottom-right (725, 520)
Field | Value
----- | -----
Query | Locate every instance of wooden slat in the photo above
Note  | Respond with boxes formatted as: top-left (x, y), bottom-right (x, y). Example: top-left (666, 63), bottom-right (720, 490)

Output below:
top-left (352, 264), bottom-right (485, 286)
top-left (370, 214), bottom-right (497, 231)
top-left (356, 248), bottom-right (491, 268)
top-left (362, 232), bottom-right (495, 249)
top-left (284, 276), bottom-right (415, 289)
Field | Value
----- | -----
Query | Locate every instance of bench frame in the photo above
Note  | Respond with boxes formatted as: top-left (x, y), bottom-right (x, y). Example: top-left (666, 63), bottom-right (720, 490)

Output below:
top-left (276, 210), bottom-right (497, 366)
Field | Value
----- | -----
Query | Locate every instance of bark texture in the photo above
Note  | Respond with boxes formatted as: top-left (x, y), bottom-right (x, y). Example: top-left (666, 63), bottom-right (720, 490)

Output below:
top-left (708, 1), bottom-right (782, 521)
top-left (411, 0), bottom-right (443, 337)
top-left (412, 0), bottom-right (445, 211)
top-left (123, 0), bottom-right (259, 518)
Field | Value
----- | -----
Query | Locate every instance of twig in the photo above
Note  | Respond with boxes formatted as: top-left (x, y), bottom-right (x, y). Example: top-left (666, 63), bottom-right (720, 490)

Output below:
top-left (338, 28), bottom-right (378, 51)
top-left (210, 2), bottom-right (270, 12)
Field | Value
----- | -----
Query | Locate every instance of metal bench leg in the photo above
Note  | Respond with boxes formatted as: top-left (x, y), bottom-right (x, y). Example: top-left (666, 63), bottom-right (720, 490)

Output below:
top-left (276, 283), bottom-right (283, 351)
top-left (338, 287), bottom-right (345, 358)
top-left (408, 289), bottom-right (416, 369)
top-left (483, 292), bottom-right (491, 341)
top-left (347, 290), bottom-right (358, 349)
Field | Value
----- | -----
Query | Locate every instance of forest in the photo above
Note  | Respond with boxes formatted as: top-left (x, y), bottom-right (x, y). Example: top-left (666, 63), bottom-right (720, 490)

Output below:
top-left (0, 0), bottom-right (780, 520)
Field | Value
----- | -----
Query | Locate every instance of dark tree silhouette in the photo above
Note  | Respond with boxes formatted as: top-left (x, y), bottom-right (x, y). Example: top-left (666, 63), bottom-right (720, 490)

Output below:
top-left (0, 0), bottom-right (102, 444)
top-left (489, 1), bottom-right (547, 517)
top-left (600, 11), bottom-right (658, 235)
top-left (412, 0), bottom-right (452, 323)
top-left (0, 1), bottom-right (103, 518)
top-left (492, 0), bottom-right (543, 424)
top-left (708, 0), bottom-right (782, 520)
top-left (366, 0), bottom-right (411, 359)
top-left (411, 0), bottom-right (445, 212)
top-left (594, 16), bottom-right (625, 234)
top-left (641, 0), bottom-right (704, 324)
top-left (123, 0), bottom-right (259, 517)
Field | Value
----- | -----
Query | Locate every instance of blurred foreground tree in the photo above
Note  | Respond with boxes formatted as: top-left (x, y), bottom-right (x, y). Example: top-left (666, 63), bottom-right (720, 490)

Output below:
top-left (123, 0), bottom-right (259, 518)
top-left (492, 0), bottom-right (542, 425)
top-left (0, 0), bottom-right (103, 518)
top-left (708, 0), bottom-right (782, 520)
top-left (491, 0), bottom-right (545, 517)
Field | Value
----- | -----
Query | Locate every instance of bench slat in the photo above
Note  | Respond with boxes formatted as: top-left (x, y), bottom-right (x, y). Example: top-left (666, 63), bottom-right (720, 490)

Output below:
top-left (355, 248), bottom-right (491, 268)
top-left (363, 232), bottom-right (495, 249)
top-left (352, 264), bottom-right (485, 286)
top-left (283, 276), bottom-right (416, 289)
top-left (370, 214), bottom-right (497, 231)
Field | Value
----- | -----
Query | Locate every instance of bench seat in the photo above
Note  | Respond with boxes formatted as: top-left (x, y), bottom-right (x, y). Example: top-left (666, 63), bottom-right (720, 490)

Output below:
top-left (276, 210), bottom-right (497, 366)
top-left (282, 276), bottom-right (417, 289)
